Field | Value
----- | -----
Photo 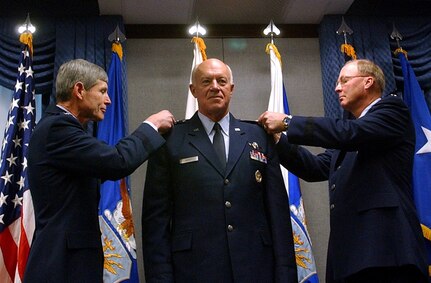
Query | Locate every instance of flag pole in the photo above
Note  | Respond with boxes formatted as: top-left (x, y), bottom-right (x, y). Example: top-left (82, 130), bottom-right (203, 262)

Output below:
top-left (185, 20), bottom-right (207, 119)
top-left (108, 24), bottom-right (126, 44)
top-left (336, 16), bottom-right (357, 60)
top-left (391, 23), bottom-right (408, 58)
top-left (263, 20), bottom-right (320, 283)
top-left (263, 20), bottom-right (280, 45)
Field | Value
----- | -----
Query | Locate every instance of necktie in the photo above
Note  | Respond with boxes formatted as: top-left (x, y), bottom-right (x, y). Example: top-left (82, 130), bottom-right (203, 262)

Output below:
top-left (213, 122), bottom-right (226, 166)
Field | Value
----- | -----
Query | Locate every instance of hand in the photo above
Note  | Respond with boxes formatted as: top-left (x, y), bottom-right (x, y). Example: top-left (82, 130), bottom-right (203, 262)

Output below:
top-left (273, 133), bottom-right (281, 144)
top-left (146, 110), bottom-right (175, 134)
top-left (258, 111), bottom-right (286, 134)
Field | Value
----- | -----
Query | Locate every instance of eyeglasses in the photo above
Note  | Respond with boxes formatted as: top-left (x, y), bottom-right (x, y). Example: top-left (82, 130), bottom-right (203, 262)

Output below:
top-left (335, 75), bottom-right (370, 88)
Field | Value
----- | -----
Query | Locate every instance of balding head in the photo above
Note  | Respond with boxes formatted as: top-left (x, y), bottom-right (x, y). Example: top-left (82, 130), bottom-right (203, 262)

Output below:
top-left (192, 58), bottom-right (233, 85)
top-left (189, 58), bottom-right (235, 122)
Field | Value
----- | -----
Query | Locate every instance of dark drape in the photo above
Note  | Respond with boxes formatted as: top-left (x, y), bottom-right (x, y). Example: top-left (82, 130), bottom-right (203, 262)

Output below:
top-left (0, 15), bottom-right (125, 112)
top-left (389, 17), bottom-right (431, 108)
top-left (0, 17), bottom-right (55, 97)
top-left (52, 16), bottom-right (125, 100)
top-left (319, 15), bottom-right (431, 118)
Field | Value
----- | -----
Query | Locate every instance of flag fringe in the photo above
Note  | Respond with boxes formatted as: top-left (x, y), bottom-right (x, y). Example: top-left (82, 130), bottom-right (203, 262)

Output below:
top-left (112, 42), bottom-right (123, 61)
top-left (421, 224), bottom-right (431, 277)
top-left (19, 32), bottom-right (33, 57)
top-left (191, 37), bottom-right (207, 61)
top-left (119, 178), bottom-right (134, 238)
top-left (265, 43), bottom-right (282, 66)
top-left (340, 43), bottom-right (357, 60)
top-left (421, 224), bottom-right (431, 241)
top-left (394, 47), bottom-right (408, 59)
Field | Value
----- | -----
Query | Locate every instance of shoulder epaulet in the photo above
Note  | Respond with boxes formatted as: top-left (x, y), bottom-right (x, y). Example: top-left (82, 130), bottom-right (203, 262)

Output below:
top-left (383, 92), bottom-right (400, 99)
top-left (239, 120), bottom-right (259, 125)
top-left (174, 119), bottom-right (188, 125)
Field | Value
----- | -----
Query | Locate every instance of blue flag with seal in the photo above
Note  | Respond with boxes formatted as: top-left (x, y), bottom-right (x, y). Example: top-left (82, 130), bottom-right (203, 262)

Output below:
top-left (399, 52), bottom-right (431, 278)
top-left (266, 43), bottom-right (319, 283)
top-left (97, 41), bottom-right (139, 282)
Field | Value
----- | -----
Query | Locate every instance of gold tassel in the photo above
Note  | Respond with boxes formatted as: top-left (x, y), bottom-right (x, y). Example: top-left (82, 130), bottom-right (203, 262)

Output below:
top-left (265, 43), bottom-right (282, 66)
top-left (420, 224), bottom-right (431, 276)
top-left (191, 37), bottom-right (207, 61)
top-left (19, 32), bottom-right (33, 57)
top-left (119, 178), bottom-right (134, 238)
top-left (111, 42), bottom-right (123, 61)
top-left (421, 224), bottom-right (431, 240)
top-left (394, 47), bottom-right (408, 59)
top-left (340, 43), bottom-right (357, 60)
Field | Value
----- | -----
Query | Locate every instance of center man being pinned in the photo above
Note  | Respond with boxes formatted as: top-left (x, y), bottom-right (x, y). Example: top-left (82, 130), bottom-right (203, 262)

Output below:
top-left (142, 58), bottom-right (298, 283)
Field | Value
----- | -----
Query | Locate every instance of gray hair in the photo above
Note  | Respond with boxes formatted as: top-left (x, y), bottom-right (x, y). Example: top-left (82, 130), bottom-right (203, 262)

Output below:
top-left (55, 59), bottom-right (108, 102)
top-left (345, 59), bottom-right (385, 92)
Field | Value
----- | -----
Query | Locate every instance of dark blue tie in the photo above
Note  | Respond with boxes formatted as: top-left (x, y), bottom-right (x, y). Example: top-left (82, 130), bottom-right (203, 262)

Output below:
top-left (213, 123), bottom-right (226, 166)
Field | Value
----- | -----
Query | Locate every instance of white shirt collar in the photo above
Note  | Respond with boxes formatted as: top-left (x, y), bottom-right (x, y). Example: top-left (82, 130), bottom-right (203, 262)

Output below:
top-left (197, 112), bottom-right (230, 136)
top-left (358, 97), bottom-right (381, 119)
top-left (56, 104), bottom-right (78, 120)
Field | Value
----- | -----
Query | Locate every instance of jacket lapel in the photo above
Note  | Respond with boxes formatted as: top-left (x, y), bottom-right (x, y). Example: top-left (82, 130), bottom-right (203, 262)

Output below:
top-left (186, 113), bottom-right (226, 176)
top-left (226, 115), bottom-right (247, 176)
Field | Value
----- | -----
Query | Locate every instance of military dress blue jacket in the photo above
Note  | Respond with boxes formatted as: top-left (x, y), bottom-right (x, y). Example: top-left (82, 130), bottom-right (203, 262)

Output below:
top-left (142, 113), bottom-right (298, 283)
top-left (24, 104), bottom-right (165, 283)
top-left (277, 95), bottom-right (428, 282)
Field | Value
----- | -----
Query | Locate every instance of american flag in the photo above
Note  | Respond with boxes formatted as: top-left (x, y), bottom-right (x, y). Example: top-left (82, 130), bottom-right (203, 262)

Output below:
top-left (0, 33), bottom-right (36, 283)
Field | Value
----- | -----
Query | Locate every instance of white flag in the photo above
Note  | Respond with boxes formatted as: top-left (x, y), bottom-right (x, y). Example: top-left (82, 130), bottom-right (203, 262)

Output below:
top-left (185, 37), bottom-right (206, 119)
top-left (266, 43), bottom-right (319, 283)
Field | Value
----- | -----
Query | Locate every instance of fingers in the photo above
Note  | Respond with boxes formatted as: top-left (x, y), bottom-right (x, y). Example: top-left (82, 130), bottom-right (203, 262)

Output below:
top-left (273, 133), bottom-right (281, 143)
top-left (257, 111), bottom-right (268, 125)
top-left (146, 110), bottom-right (176, 134)
top-left (258, 111), bottom-right (285, 134)
top-left (159, 110), bottom-right (175, 134)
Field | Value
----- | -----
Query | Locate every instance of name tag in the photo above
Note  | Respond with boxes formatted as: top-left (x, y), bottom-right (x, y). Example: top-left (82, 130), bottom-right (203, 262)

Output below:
top-left (179, 156), bottom-right (199, 164)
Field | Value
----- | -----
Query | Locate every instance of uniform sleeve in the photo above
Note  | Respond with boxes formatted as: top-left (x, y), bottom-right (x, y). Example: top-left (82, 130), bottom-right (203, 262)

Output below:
top-left (142, 144), bottom-right (174, 282)
top-left (276, 133), bottom-right (331, 182)
top-left (45, 117), bottom-right (165, 180)
top-left (264, 135), bottom-right (299, 282)
top-left (287, 97), bottom-right (411, 151)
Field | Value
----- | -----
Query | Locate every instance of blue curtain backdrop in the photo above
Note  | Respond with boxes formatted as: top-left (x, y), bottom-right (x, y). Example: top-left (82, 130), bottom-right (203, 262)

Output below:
top-left (0, 15), bottom-right (125, 117)
top-left (390, 18), bottom-right (431, 109)
top-left (319, 15), bottom-right (431, 118)
top-left (0, 17), bottom-right (55, 98)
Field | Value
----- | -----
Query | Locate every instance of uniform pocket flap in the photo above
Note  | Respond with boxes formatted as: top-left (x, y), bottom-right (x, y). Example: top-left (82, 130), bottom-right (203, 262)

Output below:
top-left (172, 231), bottom-right (192, 252)
top-left (66, 231), bottom-right (101, 249)
top-left (356, 193), bottom-right (399, 212)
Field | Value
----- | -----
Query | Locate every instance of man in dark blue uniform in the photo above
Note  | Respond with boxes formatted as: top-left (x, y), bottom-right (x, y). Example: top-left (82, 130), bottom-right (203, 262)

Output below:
top-left (259, 59), bottom-right (428, 283)
top-left (142, 58), bottom-right (298, 283)
top-left (24, 59), bottom-right (175, 283)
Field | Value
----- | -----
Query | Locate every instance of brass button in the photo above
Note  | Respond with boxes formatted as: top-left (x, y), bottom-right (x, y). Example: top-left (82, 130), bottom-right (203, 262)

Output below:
top-left (227, 225), bottom-right (234, 232)
top-left (255, 170), bottom-right (262, 183)
top-left (225, 201), bottom-right (232, 208)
